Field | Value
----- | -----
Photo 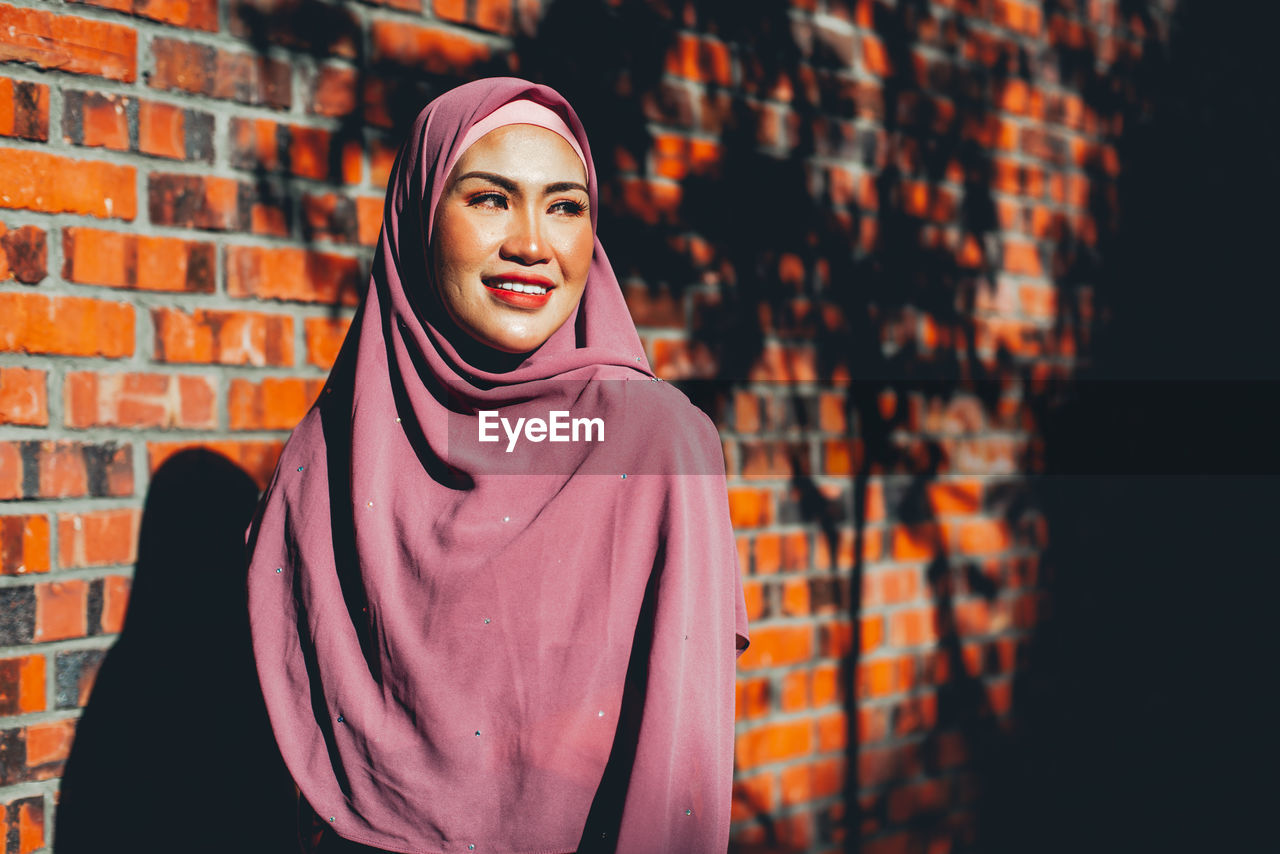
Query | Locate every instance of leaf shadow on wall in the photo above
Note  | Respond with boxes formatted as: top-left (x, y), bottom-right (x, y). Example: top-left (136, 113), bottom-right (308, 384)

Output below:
top-left (54, 450), bottom-right (296, 854)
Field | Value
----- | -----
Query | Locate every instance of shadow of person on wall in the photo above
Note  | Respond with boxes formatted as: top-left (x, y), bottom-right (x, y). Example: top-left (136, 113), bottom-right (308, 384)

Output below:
top-left (55, 449), bottom-right (297, 853)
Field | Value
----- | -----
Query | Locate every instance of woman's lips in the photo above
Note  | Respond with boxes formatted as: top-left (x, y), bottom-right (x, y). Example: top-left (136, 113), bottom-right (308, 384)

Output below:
top-left (483, 276), bottom-right (554, 309)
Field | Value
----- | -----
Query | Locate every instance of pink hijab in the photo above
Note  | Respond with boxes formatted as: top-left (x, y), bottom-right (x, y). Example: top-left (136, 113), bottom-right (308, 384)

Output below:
top-left (246, 77), bottom-right (748, 853)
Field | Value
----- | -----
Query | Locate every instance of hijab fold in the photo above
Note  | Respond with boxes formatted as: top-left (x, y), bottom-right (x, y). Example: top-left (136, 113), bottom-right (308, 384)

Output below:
top-left (246, 77), bottom-right (748, 854)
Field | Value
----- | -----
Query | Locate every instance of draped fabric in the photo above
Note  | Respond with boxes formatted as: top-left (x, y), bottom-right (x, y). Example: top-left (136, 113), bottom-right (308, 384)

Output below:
top-left (246, 77), bottom-right (748, 854)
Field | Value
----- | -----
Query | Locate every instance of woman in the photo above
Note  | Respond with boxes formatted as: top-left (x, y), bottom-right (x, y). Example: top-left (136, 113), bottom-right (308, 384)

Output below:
top-left (245, 77), bottom-right (749, 854)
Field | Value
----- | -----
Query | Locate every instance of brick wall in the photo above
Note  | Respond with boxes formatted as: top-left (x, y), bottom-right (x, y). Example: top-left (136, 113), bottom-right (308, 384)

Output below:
top-left (0, 1), bottom-right (1170, 851)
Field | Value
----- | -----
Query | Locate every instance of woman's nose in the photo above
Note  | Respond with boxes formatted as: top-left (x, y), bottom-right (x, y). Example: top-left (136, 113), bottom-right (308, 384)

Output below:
top-left (500, 205), bottom-right (551, 266)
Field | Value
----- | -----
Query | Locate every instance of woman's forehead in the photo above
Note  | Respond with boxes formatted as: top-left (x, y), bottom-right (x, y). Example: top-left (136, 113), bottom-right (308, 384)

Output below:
top-left (452, 124), bottom-right (588, 187)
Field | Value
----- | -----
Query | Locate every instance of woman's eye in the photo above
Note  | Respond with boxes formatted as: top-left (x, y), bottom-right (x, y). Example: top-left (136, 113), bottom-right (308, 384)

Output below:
top-left (550, 200), bottom-right (587, 216)
top-left (469, 192), bottom-right (508, 209)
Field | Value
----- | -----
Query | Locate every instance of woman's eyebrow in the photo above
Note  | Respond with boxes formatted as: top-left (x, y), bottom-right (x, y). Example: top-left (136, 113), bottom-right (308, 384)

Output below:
top-left (455, 171), bottom-right (587, 195)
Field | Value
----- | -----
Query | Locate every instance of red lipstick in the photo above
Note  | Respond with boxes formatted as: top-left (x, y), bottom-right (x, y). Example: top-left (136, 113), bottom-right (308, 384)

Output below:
top-left (483, 273), bottom-right (555, 310)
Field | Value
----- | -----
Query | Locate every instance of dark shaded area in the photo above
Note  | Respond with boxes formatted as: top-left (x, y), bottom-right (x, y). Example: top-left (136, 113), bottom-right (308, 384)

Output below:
top-left (55, 450), bottom-right (296, 854)
top-left (986, 0), bottom-right (1280, 851)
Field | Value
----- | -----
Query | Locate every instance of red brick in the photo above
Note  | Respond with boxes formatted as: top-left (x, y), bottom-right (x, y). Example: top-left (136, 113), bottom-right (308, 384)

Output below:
top-left (889, 607), bottom-right (937, 648)
top-left (734, 676), bottom-right (770, 720)
top-left (474, 0), bottom-right (514, 33)
top-left (780, 762), bottom-right (811, 806)
top-left (148, 440), bottom-right (283, 490)
top-left (0, 443), bottom-right (18, 500)
top-left (738, 625), bottom-right (812, 670)
top-left (0, 655), bottom-right (45, 714)
top-left (810, 664), bottom-right (841, 708)
top-left (288, 124), bottom-right (331, 180)
top-left (152, 307), bottom-right (294, 366)
top-left (70, 0), bottom-right (218, 30)
top-left (151, 37), bottom-right (290, 108)
top-left (0, 78), bottom-right (49, 140)
top-left (0, 222), bottom-right (46, 283)
top-left (781, 578), bottom-right (810, 616)
top-left (735, 719), bottom-right (813, 770)
top-left (304, 317), bottom-right (352, 369)
top-left (727, 487), bottom-right (773, 528)
top-left (76, 90), bottom-right (129, 150)
top-left (57, 509), bottom-right (139, 569)
top-left (371, 20), bottom-right (490, 74)
top-left (24, 718), bottom-right (75, 767)
top-left (147, 173), bottom-right (243, 230)
top-left (229, 117), bottom-right (279, 170)
top-left (741, 579), bottom-right (764, 621)
top-left (137, 100), bottom-right (186, 159)
top-left (0, 293), bottom-right (134, 357)
top-left (0, 515), bottom-right (50, 575)
top-left (63, 227), bottom-right (215, 293)
top-left (226, 245), bottom-right (362, 305)
top-left (228, 377), bottom-right (326, 431)
top-left (0, 149), bottom-right (136, 219)
top-left (0, 5), bottom-right (137, 81)
top-left (891, 523), bottom-right (942, 562)
top-left (309, 65), bottom-right (357, 116)
top-left (0, 367), bottom-right (46, 426)
top-left (101, 575), bottom-right (130, 634)
top-left (34, 580), bottom-right (88, 642)
top-left (65, 371), bottom-right (215, 430)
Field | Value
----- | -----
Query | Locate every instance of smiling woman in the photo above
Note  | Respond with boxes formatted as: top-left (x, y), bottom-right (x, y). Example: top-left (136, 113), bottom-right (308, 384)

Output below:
top-left (243, 78), bottom-right (748, 854)
top-left (432, 121), bottom-right (594, 356)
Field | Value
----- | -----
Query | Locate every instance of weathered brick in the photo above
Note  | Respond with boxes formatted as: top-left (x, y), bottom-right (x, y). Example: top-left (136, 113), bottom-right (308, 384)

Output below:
top-left (0, 4), bottom-right (137, 82)
top-left (152, 307), bottom-right (295, 366)
top-left (226, 245), bottom-right (362, 305)
top-left (100, 575), bottom-right (130, 634)
top-left (148, 440), bottom-right (283, 490)
top-left (308, 65), bottom-right (357, 117)
top-left (0, 514), bottom-right (50, 574)
top-left (0, 149), bottom-right (136, 219)
top-left (151, 37), bottom-right (290, 108)
top-left (147, 172), bottom-right (245, 231)
top-left (0, 77), bottom-right (48, 140)
top-left (65, 371), bottom-right (216, 430)
top-left (63, 227), bottom-right (215, 293)
top-left (0, 293), bottom-right (135, 357)
top-left (0, 367), bottom-right (46, 426)
top-left (228, 377), bottom-right (325, 431)
top-left (0, 792), bottom-right (46, 851)
top-left (57, 508), bottom-right (140, 568)
top-left (62, 89), bottom-right (128, 150)
top-left (0, 222), bottom-right (46, 283)
top-left (54, 648), bottom-right (105, 709)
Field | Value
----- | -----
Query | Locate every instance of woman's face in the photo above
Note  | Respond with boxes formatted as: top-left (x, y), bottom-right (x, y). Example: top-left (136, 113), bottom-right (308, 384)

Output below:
top-left (432, 124), bottom-right (593, 355)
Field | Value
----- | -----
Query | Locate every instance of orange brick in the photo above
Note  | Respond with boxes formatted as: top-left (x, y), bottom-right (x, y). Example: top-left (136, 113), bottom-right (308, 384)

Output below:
top-left (731, 771), bottom-right (775, 822)
top-left (811, 664), bottom-right (842, 708)
top-left (781, 578), bottom-right (810, 616)
top-left (0, 367), bottom-right (47, 425)
top-left (735, 720), bottom-right (813, 770)
top-left (817, 710), bottom-right (846, 752)
top-left (738, 625), bottom-right (812, 670)
top-left (138, 100), bottom-right (186, 159)
top-left (226, 245), bottom-right (362, 305)
top-left (0, 149), bottom-right (136, 219)
top-left (64, 371), bottom-right (216, 430)
top-left (34, 580), bottom-right (88, 642)
top-left (735, 676), bottom-right (771, 720)
top-left (72, 0), bottom-right (218, 30)
top-left (1, 293), bottom-right (134, 357)
top-left (891, 523), bottom-right (942, 562)
top-left (151, 38), bottom-right (290, 108)
top-left (100, 575), bottom-right (130, 633)
top-left (741, 580), bottom-right (765, 621)
top-left (79, 91), bottom-right (129, 149)
top-left (957, 519), bottom-right (1012, 555)
top-left (304, 316), bottom-right (352, 370)
top-left (24, 718), bottom-right (75, 766)
top-left (228, 377), bottom-right (326, 431)
top-left (57, 509), bottom-right (140, 569)
top-left (310, 65), bottom-right (357, 116)
top-left (779, 670), bottom-right (808, 712)
top-left (152, 308), bottom-right (294, 366)
top-left (63, 227), bottom-right (215, 292)
top-left (727, 488), bottom-right (773, 528)
top-left (889, 608), bottom-right (937, 648)
top-left (0, 514), bottom-right (50, 575)
top-left (0, 5), bottom-right (136, 81)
